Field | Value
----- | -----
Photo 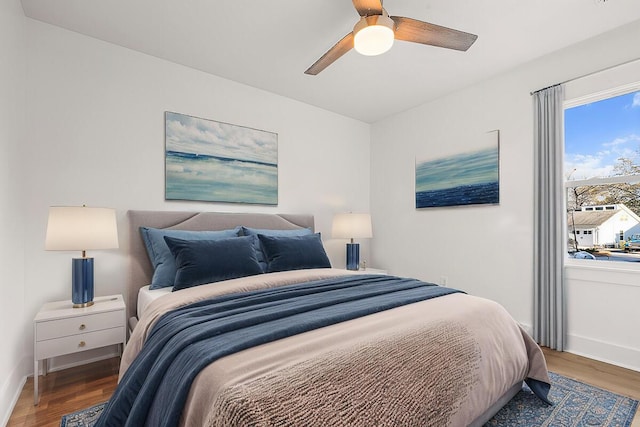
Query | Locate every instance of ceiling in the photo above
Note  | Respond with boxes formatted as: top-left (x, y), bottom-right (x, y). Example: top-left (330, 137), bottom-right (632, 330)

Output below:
top-left (20, 0), bottom-right (640, 123)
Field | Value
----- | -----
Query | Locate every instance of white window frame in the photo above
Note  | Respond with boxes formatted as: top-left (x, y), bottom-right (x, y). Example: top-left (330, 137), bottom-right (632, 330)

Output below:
top-left (564, 81), bottom-right (640, 271)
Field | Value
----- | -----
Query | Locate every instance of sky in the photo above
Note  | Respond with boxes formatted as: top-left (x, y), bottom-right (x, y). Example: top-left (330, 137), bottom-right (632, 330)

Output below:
top-left (415, 146), bottom-right (499, 192)
top-left (165, 111), bottom-right (277, 165)
top-left (564, 91), bottom-right (640, 180)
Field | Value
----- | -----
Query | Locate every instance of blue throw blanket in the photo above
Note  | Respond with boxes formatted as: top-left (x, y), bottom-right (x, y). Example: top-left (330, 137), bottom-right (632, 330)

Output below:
top-left (96, 275), bottom-right (463, 427)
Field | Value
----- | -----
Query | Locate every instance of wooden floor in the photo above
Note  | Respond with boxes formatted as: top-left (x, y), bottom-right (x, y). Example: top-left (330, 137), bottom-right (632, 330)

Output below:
top-left (542, 348), bottom-right (640, 427)
top-left (6, 349), bottom-right (640, 426)
top-left (7, 357), bottom-right (119, 427)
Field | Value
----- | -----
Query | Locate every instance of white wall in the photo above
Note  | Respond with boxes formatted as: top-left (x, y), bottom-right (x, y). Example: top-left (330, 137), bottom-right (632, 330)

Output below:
top-left (22, 18), bottom-right (370, 372)
top-left (564, 264), bottom-right (640, 370)
top-left (0, 0), bottom-right (27, 425)
top-left (370, 20), bottom-right (640, 369)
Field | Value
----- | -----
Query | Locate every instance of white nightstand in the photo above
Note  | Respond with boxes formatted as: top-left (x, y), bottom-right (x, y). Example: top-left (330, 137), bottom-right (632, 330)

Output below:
top-left (352, 268), bottom-right (388, 275)
top-left (33, 294), bottom-right (126, 405)
top-left (361, 268), bottom-right (388, 274)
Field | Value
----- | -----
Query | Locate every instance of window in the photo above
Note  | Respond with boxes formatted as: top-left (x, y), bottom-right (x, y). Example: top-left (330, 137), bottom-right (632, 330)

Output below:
top-left (564, 84), bottom-right (640, 263)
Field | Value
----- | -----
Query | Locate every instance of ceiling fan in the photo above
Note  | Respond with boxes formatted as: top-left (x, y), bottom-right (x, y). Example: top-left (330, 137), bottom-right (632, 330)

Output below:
top-left (305, 0), bottom-right (478, 75)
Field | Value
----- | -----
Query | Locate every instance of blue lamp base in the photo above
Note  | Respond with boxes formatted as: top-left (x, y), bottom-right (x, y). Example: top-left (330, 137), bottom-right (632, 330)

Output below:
top-left (346, 243), bottom-right (360, 271)
top-left (72, 258), bottom-right (94, 308)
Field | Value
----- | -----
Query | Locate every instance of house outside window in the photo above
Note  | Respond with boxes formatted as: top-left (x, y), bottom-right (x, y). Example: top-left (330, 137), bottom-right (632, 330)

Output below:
top-left (564, 83), bottom-right (640, 264)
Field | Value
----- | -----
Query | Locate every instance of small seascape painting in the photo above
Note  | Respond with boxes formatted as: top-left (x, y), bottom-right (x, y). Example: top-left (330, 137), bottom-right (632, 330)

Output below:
top-left (165, 111), bottom-right (278, 205)
top-left (415, 130), bottom-right (499, 209)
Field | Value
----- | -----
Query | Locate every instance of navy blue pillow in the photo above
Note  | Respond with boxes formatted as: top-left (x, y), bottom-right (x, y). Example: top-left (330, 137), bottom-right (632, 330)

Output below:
top-left (141, 226), bottom-right (241, 289)
top-left (164, 235), bottom-right (263, 291)
top-left (257, 233), bottom-right (331, 273)
top-left (241, 226), bottom-right (313, 271)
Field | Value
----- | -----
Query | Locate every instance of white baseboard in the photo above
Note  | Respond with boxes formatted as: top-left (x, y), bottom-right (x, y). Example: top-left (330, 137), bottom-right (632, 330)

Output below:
top-left (0, 357), bottom-right (30, 427)
top-left (566, 333), bottom-right (640, 372)
top-left (517, 323), bottom-right (639, 373)
top-left (0, 377), bottom-right (25, 427)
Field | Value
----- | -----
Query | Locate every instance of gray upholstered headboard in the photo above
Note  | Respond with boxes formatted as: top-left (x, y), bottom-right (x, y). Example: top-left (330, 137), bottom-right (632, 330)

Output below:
top-left (126, 210), bottom-right (314, 323)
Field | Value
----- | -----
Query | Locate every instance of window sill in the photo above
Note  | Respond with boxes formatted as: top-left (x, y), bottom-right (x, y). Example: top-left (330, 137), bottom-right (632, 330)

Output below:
top-left (565, 257), bottom-right (640, 272)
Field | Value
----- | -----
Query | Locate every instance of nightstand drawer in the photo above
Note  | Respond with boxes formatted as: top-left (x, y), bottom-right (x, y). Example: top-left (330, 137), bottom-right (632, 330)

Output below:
top-left (36, 326), bottom-right (125, 360)
top-left (36, 310), bottom-right (123, 341)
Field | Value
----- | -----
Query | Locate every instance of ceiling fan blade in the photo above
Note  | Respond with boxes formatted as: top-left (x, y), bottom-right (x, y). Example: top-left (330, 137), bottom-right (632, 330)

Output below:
top-left (304, 32), bottom-right (354, 75)
top-left (352, 0), bottom-right (383, 16)
top-left (391, 16), bottom-right (478, 51)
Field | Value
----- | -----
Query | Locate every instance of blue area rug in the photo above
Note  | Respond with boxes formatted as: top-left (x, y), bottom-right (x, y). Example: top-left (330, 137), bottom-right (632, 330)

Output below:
top-left (60, 402), bottom-right (104, 427)
top-left (60, 372), bottom-right (638, 426)
top-left (485, 372), bottom-right (638, 426)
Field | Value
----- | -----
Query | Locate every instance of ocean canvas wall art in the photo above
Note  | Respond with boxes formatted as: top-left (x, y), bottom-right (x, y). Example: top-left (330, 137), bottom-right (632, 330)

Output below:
top-left (165, 112), bottom-right (278, 205)
top-left (415, 130), bottom-right (499, 209)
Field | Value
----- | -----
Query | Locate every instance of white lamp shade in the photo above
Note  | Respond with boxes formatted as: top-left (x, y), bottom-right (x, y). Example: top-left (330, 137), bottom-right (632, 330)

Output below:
top-left (45, 206), bottom-right (119, 251)
top-left (332, 213), bottom-right (373, 239)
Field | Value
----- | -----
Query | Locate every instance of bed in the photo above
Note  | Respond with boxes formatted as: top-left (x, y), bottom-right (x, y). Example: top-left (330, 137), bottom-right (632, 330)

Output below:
top-left (99, 210), bottom-right (550, 427)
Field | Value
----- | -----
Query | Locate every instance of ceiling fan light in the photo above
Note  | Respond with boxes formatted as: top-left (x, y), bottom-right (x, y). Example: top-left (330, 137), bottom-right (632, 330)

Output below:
top-left (353, 14), bottom-right (395, 56)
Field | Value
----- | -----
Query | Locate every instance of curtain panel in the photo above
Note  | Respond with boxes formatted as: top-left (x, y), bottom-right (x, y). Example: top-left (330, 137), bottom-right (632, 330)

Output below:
top-left (533, 84), bottom-right (565, 351)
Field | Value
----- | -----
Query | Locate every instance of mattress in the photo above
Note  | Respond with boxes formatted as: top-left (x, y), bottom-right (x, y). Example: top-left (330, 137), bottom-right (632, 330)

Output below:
top-left (137, 285), bottom-right (172, 319)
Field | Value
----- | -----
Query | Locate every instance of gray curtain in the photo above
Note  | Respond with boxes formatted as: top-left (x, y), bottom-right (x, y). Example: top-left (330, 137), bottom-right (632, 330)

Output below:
top-left (533, 84), bottom-right (565, 351)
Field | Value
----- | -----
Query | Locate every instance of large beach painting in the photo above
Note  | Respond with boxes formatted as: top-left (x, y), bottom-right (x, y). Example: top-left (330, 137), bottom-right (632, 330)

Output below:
top-left (165, 112), bottom-right (278, 205)
top-left (415, 130), bottom-right (499, 209)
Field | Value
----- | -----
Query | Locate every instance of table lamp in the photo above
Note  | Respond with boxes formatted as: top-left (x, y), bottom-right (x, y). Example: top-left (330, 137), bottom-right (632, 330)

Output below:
top-left (45, 206), bottom-right (119, 307)
top-left (332, 213), bottom-right (373, 270)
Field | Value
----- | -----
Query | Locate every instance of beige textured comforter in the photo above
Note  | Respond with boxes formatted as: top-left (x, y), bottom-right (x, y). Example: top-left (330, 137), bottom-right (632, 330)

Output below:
top-left (123, 269), bottom-right (549, 427)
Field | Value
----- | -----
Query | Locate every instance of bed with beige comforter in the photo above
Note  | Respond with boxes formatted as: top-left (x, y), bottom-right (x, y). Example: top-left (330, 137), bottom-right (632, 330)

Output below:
top-left (102, 268), bottom-right (549, 427)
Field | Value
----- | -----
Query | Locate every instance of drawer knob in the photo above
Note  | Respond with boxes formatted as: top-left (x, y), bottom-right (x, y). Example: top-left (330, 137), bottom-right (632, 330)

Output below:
top-left (79, 324), bottom-right (86, 330)
top-left (79, 341), bottom-right (86, 347)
